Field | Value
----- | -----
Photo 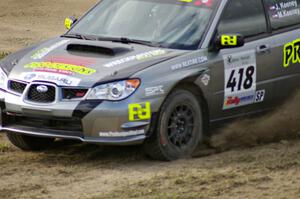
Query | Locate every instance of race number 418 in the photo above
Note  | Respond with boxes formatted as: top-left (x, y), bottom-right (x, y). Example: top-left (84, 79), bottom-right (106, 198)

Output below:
top-left (226, 65), bottom-right (255, 93)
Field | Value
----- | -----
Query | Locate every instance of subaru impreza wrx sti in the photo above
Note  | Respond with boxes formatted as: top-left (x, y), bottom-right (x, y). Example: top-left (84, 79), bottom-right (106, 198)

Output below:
top-left (1, 0), bottom-right (300, 160)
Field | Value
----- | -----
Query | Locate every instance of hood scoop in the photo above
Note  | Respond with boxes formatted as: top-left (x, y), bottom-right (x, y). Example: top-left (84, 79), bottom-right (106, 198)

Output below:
top-left (66, 43), bottom-right (132, 56)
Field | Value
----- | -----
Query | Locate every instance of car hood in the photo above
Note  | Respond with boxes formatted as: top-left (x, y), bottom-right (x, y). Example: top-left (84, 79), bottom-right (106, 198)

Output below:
top-left (8, 37), bottom-right (185, 87)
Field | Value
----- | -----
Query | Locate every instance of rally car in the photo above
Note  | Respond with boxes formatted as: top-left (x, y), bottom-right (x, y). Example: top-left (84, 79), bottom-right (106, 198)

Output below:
top-left (0, 0), bottom-right (300, 160)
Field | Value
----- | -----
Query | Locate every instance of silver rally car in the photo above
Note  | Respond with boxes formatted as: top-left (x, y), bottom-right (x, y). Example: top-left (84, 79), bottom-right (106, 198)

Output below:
top-left (1, 0), bottom-right (300, 160)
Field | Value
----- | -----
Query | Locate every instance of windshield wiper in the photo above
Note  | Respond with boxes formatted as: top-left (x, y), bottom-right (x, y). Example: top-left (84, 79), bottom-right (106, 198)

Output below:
top-left (61, 33), bottom-right (96, 41)
top-left (95, 36), bottom-right (162, 48)
top-left (62, 34), bottom-right (163, 48)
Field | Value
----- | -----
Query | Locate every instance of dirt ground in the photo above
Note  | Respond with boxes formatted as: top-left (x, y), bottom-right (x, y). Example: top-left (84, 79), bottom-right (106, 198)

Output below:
top-left (0, 1), bottom-right (300, 199)
top-left (0, 133), bottom-right (299, 199)
top-left (0, 0), bottom-right (98, 53)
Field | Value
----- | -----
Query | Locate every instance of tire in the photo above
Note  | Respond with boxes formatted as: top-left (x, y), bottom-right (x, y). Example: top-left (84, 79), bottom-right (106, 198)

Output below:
top-left (6, 132), bottom-right (55, 151)
top-left (144, 88), bottom-right (203, 161)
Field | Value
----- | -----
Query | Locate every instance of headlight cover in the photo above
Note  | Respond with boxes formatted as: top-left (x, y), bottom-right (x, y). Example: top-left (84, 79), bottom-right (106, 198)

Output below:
top-left (0, 67), bottom-right (8, 91)
top-left (87, 79), bottom-right (140, 101)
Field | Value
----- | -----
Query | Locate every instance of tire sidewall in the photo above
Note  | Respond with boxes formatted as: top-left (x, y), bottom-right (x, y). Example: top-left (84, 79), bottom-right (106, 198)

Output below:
top-left (157, 89), bottom-right (203, 160)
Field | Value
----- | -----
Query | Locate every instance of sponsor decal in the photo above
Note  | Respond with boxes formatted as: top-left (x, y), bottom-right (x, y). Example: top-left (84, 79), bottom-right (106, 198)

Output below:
top-left (224, 96), bottom-right (240, 106)
top-left (224, 95), bottom-right (254, 107)
top-left (254, 90), bottom-right (265, 103)
top-left (179, 0), bottom-right (213, 7)
top-left (31, 40), bottom-right (70, 60)
top-left (128, 102), bottom-right (151, 121)
top-left (223, 50), bottom-right (258, 109)
top-left (99, 130), bottom-right (145, 137)
top-left (21, 72), bottom-right (81, 86)
top-left (145, 86), bottom-right (164, 97)
top-left (171, 56), bottom-right (208, 70)
top-left (24, 62), bottom-right (96, 75)
top-left (201, 74), bottom-right (210, 86)
top-left (46, 55), bottom-right (96, 66)
top-left (103, 49), bottom-right (167, 68)
top-left (224, 90), bottom-right (265, 109)
top-left (283, 38), bottom-right (300, 67)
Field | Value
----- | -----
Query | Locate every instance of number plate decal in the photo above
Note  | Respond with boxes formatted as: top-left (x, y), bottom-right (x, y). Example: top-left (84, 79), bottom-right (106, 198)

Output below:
top-left (223, 50), bottom-right (258, 110)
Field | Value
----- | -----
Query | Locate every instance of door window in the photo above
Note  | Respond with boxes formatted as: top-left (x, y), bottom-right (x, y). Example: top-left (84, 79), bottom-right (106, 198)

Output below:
top-left (217, 0), bottom-right (267, 38)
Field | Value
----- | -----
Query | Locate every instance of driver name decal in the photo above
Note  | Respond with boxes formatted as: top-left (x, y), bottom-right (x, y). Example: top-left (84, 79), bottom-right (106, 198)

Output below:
top-left (269, 0), bottom-right (300, 19)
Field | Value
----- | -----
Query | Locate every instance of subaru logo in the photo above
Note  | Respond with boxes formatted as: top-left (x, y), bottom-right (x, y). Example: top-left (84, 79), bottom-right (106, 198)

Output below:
top-left (36, 85), bottom-right (48, 93)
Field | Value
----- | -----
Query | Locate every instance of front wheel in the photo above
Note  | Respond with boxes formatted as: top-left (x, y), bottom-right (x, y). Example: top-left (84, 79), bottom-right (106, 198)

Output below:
top-left (144, 88), bottom-right (203, 161)
top-left (6, 133), bottom-right (55, 151)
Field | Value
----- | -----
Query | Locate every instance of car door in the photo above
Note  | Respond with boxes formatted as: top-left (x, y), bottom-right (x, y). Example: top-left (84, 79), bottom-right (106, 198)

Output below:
top-left (208, 0), bottom-right (278, 123)
top-left (262, 0), bottom-right (300, 103)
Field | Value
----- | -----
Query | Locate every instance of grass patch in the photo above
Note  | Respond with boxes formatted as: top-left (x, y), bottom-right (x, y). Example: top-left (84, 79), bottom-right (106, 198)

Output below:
top-left (0, 143), bottom-right (11, 153)
top-left (0, 52), bottom-right (9, 59)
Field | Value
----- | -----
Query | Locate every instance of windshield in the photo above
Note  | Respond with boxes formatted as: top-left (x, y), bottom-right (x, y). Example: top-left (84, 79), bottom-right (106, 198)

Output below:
top-left (69, 0), bottom-right (219, 50)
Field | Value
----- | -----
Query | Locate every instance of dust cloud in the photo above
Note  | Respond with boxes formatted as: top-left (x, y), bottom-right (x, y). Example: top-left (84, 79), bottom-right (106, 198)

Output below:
top-left (209, 91), bottom-right (300, 152)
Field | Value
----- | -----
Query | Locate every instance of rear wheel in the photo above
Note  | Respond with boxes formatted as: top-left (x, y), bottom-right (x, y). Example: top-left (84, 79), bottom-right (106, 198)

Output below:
top-left (144, 88), bottom-right (203, 161)
top-left (6, 133), bottom-right (55, 151)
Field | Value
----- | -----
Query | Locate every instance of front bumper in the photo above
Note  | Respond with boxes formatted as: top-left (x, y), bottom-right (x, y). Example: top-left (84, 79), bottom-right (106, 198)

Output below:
top-left (1, 125), bottom-right (147, 145)
top-left (0, 89), bottom-right (163, 145)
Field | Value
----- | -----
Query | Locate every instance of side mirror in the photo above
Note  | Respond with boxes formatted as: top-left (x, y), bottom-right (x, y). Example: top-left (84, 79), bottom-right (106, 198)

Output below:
top-left (214, 34), bottom-right (245, 50)
top-left (65, 16), bottom-right (77, 30)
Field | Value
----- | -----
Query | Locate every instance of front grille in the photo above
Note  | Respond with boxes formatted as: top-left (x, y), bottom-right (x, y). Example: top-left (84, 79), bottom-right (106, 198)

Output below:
top-left (8, 81), bottom-right (27, 94)
top-left (62, 88), bottom-right (88, 99)
top-left (27, 84), bottom-right (56, 103)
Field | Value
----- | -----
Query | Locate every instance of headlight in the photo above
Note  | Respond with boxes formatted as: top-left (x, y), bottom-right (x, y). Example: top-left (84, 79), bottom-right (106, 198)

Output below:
top-left (0, 67), bottom-right (7, 91)
top-left (87, 79), bottom-right (140, 100)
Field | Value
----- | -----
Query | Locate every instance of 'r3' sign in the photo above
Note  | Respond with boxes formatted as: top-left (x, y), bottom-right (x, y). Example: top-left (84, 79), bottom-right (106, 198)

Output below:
top-left (128, 102), bottom-right (151, 121)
